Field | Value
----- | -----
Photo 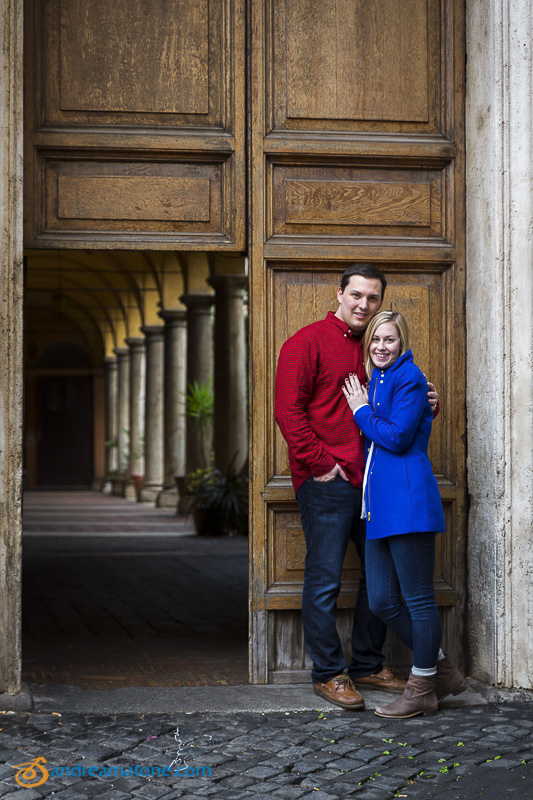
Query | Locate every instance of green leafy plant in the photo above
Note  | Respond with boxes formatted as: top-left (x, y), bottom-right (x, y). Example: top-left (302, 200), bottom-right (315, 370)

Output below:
top-left (105, 430), bottom-right (131, 475)
top-left (188, 456), bottom-right (248, 535)
top-left (183, 379), bottom-right (214, 426)
top-left (182, 379), bottom-right (214, 468)
top-left (186, 467), bottom-right (214, 495)
top-left (131, 431), bottom-right (145, 462)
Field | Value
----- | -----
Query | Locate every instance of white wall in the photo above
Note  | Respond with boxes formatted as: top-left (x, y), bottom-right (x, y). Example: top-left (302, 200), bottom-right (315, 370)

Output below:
top-left (466, 0), bottom-right (533, 687)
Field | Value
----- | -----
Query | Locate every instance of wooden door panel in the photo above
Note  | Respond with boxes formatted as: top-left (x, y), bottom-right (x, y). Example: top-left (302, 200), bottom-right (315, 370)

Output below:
top-left (268, 507), bottom-right (359, 601)
top-left (251, 0), bottom-right (465, 682)
top-left (269, 0), bottom-right (441, 133)
top-left (268, 162), bottom-right (448, 242)
top-left (59, 0), bottom-right (210, 117)
top-left (42, 0), bottom-right (217, 126)
top-left (25, 0), bottom-right (245, 249)
top-left (40, 155), bottom-right (228, 240)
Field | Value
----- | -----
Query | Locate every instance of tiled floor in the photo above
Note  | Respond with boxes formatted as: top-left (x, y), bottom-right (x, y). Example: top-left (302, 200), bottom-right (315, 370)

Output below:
top-left (22, 491), bottom-right (249, 689)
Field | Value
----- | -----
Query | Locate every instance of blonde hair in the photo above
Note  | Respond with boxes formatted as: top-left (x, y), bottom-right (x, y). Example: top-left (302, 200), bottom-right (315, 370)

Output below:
top-left (363, 310), bottom-right (410, 378)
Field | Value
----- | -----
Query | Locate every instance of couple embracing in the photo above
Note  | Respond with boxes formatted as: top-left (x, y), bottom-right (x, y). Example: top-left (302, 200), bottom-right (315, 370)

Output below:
top-left (275, 263), bottom-right (465, 719)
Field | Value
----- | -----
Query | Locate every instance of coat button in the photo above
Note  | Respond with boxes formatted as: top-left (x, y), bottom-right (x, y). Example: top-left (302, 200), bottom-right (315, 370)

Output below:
top-left (377, 402), bottom-right (380, 406)
top-left (380, 380), bottom-right (383, 383)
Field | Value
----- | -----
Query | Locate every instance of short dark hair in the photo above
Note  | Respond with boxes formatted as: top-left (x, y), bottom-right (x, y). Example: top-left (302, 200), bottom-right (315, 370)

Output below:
top-left (339, 263), bottom-right (387, 298)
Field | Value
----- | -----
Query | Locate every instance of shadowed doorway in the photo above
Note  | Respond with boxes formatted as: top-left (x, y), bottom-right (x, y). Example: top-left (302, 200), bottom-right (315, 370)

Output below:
top-left (36, 375), bottom-right (93, 487)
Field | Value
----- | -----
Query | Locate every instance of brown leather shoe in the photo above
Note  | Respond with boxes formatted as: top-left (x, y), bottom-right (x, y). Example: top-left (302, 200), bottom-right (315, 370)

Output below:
top-left (352, 666), bottom-right (407, 693)
top-left (313, 674), bottom-right (365, 710)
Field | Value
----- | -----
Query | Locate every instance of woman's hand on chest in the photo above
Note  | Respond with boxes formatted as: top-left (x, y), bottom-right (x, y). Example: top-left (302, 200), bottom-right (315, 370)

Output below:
top-left (342, 373), bottom-right (369, 413)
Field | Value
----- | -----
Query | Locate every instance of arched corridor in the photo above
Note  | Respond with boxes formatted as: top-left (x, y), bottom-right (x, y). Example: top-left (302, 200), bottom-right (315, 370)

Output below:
top-left (22, 492), bottom-right (248, 689)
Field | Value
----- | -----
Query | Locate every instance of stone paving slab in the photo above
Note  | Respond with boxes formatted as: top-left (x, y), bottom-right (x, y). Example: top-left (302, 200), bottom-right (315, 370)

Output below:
top-left (1, 704), bottom-right (533, 799)
top-left (22, 497), bottom-right (249, 689)
top-left (25, 681), bottom-right (485, 715)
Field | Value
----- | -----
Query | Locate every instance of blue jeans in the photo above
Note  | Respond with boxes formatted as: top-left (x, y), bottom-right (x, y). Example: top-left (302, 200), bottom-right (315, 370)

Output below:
top-left (366, 532), bottom-right (441, 670)
top-left (296, 476), bottom-right (387, 683)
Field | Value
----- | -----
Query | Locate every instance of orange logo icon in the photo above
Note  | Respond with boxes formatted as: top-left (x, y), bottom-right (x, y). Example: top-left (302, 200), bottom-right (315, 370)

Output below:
top-left (12, 756), bottom-right (50, 787)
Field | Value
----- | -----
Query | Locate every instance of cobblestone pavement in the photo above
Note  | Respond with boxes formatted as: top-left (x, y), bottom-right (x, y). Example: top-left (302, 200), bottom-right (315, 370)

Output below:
top-left (2, 703), bottom-right (533, 799)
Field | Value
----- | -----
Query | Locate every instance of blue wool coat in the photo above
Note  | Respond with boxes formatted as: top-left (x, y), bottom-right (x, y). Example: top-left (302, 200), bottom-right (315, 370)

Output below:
top-left (353, 350), bottom-right (445, 539)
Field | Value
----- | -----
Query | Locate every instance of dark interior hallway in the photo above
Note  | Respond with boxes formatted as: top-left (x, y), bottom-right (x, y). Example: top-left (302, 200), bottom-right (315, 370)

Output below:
top-left (22, 492), bottom-right (248, 689)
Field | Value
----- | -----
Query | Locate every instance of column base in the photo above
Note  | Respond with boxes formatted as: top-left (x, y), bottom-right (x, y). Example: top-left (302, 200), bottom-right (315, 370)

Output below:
top-left (139, 484), bottom-right (163, 504)
top-left (124, 482), bottom-right (137, 502)
top-left (101, 480), bottom-right (113, 495)
top-left (157, 486), bottom-right (178, 508)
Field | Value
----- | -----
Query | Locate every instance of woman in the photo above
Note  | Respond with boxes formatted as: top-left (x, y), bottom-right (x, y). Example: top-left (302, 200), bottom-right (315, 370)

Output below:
top-left (342, 310), bottom-right (465, 718)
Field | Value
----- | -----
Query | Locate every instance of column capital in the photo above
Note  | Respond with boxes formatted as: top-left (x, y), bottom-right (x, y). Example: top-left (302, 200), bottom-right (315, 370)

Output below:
top-left (125, 337), bottom-right (146, 351)
top-left (158, 308), bottom-right (187, 327)
top-left (207, 274), bottom-right (248, 297)
top-left (103, 355), bottom-right (118, 368)
top-left (113, 347), bottom-right (129, 359)
top-left (180, 292), bottom-right (215, 313)
top-left (141, 324), bottom-right (165, 340)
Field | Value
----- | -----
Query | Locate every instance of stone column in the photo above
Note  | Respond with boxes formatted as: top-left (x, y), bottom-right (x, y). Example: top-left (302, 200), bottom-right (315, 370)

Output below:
top-left (207, 274), bottom-right (248, 473)
top-left (139, 325), bottom-right (165, 503)
top-left (91, 369), bottom-right (106, 490)
top-left (125, 337), bottom-right (146, 501)
top-left (466, 0), bottom-right (533, 688)
top-left (113, 348), bottom-right (130, 495)
top-left (180, 293), bottom-right (215, 475)
top-left (102, 356), bottom-right (119, 494)
top-left (0, 0), bottom-right (23, 694)
top-left (157, 309), bottom-right (187, 508)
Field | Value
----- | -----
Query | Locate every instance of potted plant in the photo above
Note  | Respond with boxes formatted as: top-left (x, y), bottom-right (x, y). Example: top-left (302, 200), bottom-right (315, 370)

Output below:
top-left (188, 457), bottom-right (248, 536)
top-left (176, 379), bottom-right (214, 512)
top-left (183, 378), bottom-right (214, 468)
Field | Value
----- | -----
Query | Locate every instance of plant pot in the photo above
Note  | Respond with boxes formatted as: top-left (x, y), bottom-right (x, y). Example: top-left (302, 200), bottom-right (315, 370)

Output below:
top-left (175, 475), bottom-right (195, 514)
top-left (131, 474), bottom-right (144, 499)
top-left (112, 478), bottom-right (127, 496)
top-left (175, 475), bottom-right (188, 496)
top-left (193, 507), bottom-right (223, 536)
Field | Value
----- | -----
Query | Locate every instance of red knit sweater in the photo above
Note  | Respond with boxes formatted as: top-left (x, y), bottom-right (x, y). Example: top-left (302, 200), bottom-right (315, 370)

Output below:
top-left (275, 311), bottom-right (367, 493)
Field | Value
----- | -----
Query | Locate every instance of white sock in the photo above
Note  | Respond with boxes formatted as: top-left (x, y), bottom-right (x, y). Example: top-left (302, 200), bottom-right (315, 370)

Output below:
top-left (412, 665), bottom-right (437, 677)
top-left (437, 649), bottom-right (446, 661)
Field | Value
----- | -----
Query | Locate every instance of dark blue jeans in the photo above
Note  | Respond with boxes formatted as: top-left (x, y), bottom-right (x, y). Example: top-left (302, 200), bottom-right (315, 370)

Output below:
top-left (296, 476), bottom-right (387, 683)
top-left (366, 532), bottom-right (441, 670)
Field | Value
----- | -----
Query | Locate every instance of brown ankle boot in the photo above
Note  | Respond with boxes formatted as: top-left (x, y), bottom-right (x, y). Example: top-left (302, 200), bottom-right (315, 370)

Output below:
top-left (374, 672), bottom-right (438, 719)
top-left (435, 654), bottom-right (466, 702)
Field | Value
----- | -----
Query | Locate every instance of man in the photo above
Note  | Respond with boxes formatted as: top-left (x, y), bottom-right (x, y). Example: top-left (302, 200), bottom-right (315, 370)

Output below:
top-left (275, 263), bottom-right (438, 710)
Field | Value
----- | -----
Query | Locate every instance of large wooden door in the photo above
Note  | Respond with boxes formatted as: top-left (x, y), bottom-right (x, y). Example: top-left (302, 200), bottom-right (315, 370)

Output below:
top-left (249, 0), bottom-right (465, 682)
top-left (24, 0), bottom-right (245, 250)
